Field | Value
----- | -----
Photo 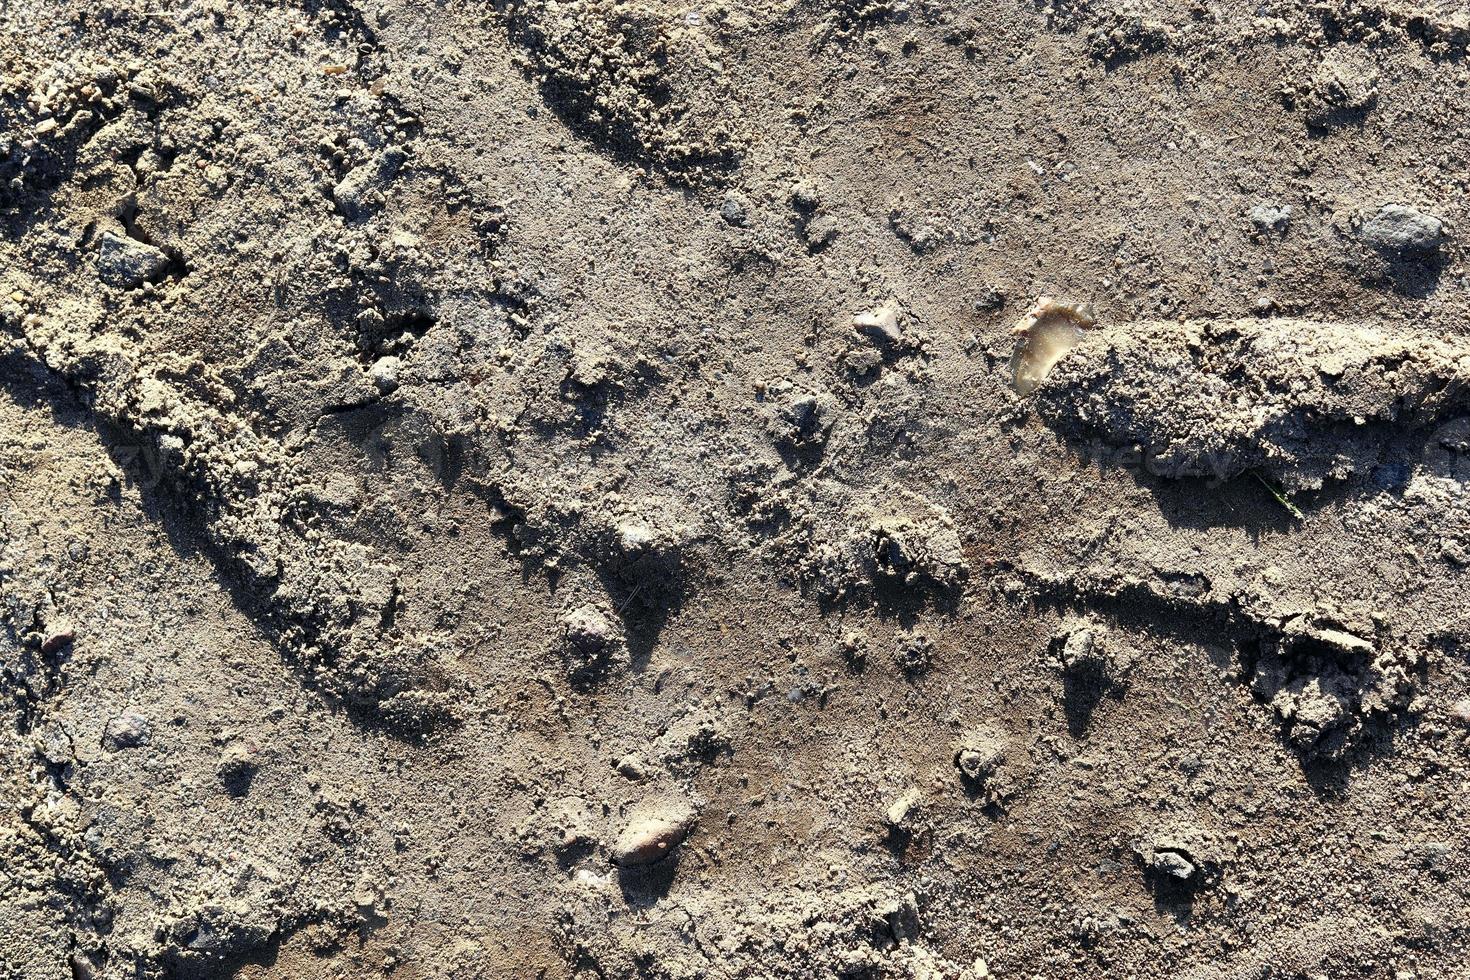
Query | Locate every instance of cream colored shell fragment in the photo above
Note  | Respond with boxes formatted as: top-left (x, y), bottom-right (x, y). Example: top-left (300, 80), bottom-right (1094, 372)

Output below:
top-left (853, 300), bottom-right (902, 345)
top-left (1009, 296), bottom-right (1095, 395)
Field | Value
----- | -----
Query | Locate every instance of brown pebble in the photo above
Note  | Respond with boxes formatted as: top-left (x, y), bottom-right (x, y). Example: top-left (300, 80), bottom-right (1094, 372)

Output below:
top-left (611, 799), bottom-right (697, 867)
top-left (40, 630), bottom-right (75, 655)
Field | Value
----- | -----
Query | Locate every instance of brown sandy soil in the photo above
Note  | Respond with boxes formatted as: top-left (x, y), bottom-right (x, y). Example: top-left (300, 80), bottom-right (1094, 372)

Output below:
top-left (2, 1), bottom-right (1469, 977)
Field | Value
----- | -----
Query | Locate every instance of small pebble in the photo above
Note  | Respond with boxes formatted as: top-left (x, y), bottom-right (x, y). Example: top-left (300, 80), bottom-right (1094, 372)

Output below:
top-left (1360, 204), bottom-right (1445, 257)
top-left (1150, 850), bottom-right (1197, 879)
top-left (96, 231), bottom-right (169, 288)
top-left (370, 355), bottom-right (401, 393)
top-left (853, 302), bottom-right (902, 345)
top-left (40, 629), bottom-right (75, 655)
top-left (612, 798), bottom-right (697, 866)
top-left (884, 788), bottom-right (920, 828)
top-left (719, 191), bottom-right (749, 227)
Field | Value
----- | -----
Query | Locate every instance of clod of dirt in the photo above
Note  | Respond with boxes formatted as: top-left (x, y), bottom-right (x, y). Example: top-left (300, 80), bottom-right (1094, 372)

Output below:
top-left (369, 354), bottom-right (402, 393)
top-left (802, 213), bottom-right (840, 250)
top-left (1248, 202), bottom-right (1292, 238)
top-left (1048, 617), bottom-right (1132, 736)
top-left (1050, 617), bottom-right (1132, 680)
top-left (1027, 314), bottom-right (1470, 490)
top-left (1009, 296), bottom-right (1094, 395)
top-left (952, 726), bottom-right (1006, 788)
top-left (599, 513), bottom-right (688, 601)
top-left (333, 147), bottom-right (408, 222)
top-left (7, 314), bottom-right (458, 727)
top-left (101, 711), bottom-right (150, 750)
top-left (1133, 829), bottom-right (1219, 887)
top-left (1250, 612), bottom-right (1415, 760)
top-left (1303, 51), bottom-right (1379, 127)
top-left (95, 230), bottom-right (168, 288)
top-left (656, 703), bottom-right (733, 766)
top-left (611, 797), bottom-right (697, 866)
top-left (789, 179), bottom-right (822, 213)
top-left (215, 742), bottom-right (261, 796)
top-left (1061, 626), bottom-right (1096, 666)
top-left (1359, 203), bottom-right (1446, 258)
top-left (614, 753), bottom-right (648, 780)
top-left (869, 509), bottom-right (968, 592)
top-left (1450, 699), bottom-right (1470, 727)
top-left (770, 386), bottom-right (837, 449)
top-left (892, 628), bottom-right (934, 676)
top-left (558, 602), bottom-right (628, 686)
top-left (838, 630), bottom-right (870, 672)
top-left (33, 721), bottom-right (72, 765)
top-left (502, 0), bottom-right (740, 183)
top-left (1149, 848), bottom-right (1197, 880)
top-left (556, 881), bottom-right (978, 979)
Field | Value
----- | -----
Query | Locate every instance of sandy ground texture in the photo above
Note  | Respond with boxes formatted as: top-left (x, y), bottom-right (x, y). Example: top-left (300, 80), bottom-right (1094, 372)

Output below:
top-left (2, 0), bottom-right (1470, 977)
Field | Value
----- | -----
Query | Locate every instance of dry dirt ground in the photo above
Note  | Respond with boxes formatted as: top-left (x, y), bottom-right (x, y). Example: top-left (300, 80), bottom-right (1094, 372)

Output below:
top-left (3, 0), bottom-right (1470, 977)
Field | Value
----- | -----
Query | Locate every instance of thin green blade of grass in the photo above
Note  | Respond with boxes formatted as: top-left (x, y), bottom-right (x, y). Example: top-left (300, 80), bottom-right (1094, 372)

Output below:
top-left (1252, 472), bottom-right (1304, 520)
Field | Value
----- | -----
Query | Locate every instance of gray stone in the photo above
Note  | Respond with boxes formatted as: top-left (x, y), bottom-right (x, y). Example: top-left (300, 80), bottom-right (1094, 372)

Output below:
top-left (1150, 850), bottom-right (1197, 879)
top-left (96, 231), bottom-right (169, 288)
top-left (719, 191), bottom-right (749, 227)
top-left (1361, 204), bottom-right (1445, 257)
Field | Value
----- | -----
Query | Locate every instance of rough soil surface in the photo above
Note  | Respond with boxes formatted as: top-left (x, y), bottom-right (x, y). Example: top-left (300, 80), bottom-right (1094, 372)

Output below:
top-left (2, 1), bottom-right (1470, 978)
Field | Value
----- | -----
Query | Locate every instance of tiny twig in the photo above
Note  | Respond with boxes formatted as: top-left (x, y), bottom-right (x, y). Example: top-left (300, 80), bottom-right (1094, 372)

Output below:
top-left (615, 582), bottom-right (644, 615)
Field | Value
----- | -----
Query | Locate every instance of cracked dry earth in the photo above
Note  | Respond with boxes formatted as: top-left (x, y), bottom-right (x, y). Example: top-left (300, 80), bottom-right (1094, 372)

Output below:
top-left (3, 0), bottom-right (1470, 978)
